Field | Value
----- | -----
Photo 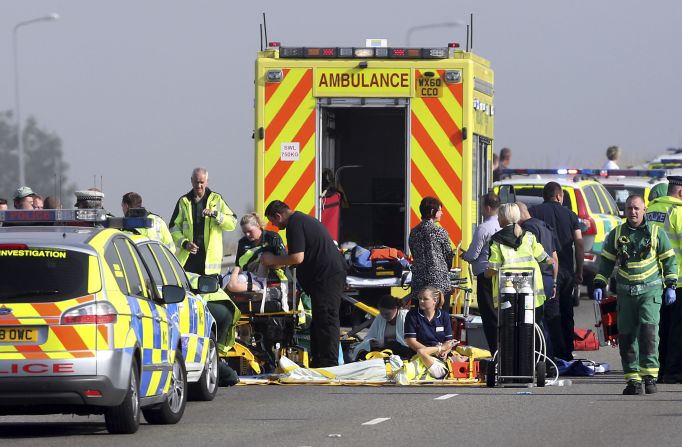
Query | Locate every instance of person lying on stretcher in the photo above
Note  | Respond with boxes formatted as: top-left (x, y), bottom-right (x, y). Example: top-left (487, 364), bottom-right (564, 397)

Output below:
top-left (222, 213), bottom-right (288, 309)
top-left (351, 295), bottom-right (415, 361)
top-left (404, 286), bottom-right (460, 379)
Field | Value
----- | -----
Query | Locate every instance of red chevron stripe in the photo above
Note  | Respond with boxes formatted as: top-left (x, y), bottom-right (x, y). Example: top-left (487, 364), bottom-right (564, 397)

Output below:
top-left (419, 73), bottom-right (462, 154)
top-left (52, 326), bottom-right (89, 351)
top-left (446, 78), bottom-right (464, 107)
top-left (265, 69), bottom-right (313, 152)
top-left (410, 208), bottom-right (421, 230)
top-left (411, 161), bottom-right (461, 242)
top-left (264, 109), bottom-right (316, 195)
top-left (15, 345), bottom-right (49, 358)
top-left (283, 160), bottom-right (316, 212)
top-left (411, 111), bottom-right (462, 201)
top-left (265, 68), bottom-right (289, 105)
top-left (32, 303), bottom-right (61, 318)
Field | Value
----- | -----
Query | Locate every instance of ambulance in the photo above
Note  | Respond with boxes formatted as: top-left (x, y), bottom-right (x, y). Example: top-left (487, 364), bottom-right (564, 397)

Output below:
top-left (254, 41), bottom-right (494, 261)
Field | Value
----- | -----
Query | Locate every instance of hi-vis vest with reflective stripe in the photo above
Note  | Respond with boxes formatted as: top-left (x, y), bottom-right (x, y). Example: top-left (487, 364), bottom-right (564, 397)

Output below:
top-left (488, 230), bottom-right (549, 308)
top-left (594, 220), bottom-right (677, 288)
top-left (646, 195), bottom-right (682, 276)
top-left (170, 192), bottom-right (237, 275)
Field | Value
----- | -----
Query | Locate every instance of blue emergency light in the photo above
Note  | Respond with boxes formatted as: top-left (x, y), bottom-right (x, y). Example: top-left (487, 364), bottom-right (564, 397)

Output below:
top-left (502, 168), bottom-right (666, 178)
top-left (0, 209), bottom-right (152, 229)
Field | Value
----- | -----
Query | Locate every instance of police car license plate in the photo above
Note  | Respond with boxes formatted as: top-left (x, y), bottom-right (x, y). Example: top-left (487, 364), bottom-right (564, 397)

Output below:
top-left (0, 327), bottom-right (38, 342)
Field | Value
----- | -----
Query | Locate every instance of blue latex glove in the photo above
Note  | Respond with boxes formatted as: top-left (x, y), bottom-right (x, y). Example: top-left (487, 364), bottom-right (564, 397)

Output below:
top-left (593, 288), bottom-right (603, 303)
top-left (665, 288), bottom-right (676, 306)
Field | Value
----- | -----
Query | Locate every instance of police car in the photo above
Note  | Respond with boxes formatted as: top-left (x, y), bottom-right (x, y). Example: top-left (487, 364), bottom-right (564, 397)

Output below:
top-left (0, 210), bottom-right (218, 434)
top-left (494, 170), bottom-right (622, 295)
top-left (597, 174), bottom-right (666, 215)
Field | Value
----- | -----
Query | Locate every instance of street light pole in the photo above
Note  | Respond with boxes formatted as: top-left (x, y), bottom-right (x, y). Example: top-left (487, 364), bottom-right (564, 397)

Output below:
top-left (13, 13), bottom-right (59, 187)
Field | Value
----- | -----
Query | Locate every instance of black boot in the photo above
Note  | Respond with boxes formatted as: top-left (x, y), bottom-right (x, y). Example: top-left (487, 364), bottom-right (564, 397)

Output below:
top-left (623, 380), bottom-right (643, 395)
top-left (644, 376), bottom-right (658, 394)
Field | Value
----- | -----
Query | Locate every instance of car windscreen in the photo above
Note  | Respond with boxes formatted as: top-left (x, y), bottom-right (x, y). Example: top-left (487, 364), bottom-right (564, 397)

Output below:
top-left (604, 185), bottom-right (644, 213)
top-left (512, 186), bottom-right (572, 209)
top-left (0, 247), bottom-right (95, 303)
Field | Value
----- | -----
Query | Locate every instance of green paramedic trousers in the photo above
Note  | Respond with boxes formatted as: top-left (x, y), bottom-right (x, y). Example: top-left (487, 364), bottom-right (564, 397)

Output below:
top-left (617, 286), bottom-right (662, 382)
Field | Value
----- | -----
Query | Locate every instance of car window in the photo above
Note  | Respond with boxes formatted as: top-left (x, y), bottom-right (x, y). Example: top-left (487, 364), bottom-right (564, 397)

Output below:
top-left (105, 243), bottom-right (130, 295)
top-left (596, 185), bottom-right (621, 216)
top-left (137, 243), bottom-right (164, 294)
top-left (113, 239), bottom-right (149, 299)
top-left (582, 185), bottom-right (601, 214)
top-left (150, 243), bottom-right (181, 287)
top-left (0, 247), bottom-right (96, 303)
top-left (511, 185), bottom-right (572, 209)
top-left (163, 246), bottom-right (191, 290)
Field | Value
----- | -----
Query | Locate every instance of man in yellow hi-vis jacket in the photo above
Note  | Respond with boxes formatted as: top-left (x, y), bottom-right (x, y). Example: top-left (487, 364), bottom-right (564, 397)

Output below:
top-left (170, 167), bottom-right (237, 275)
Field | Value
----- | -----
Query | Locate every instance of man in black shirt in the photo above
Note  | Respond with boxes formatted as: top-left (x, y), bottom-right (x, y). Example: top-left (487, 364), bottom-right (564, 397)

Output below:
top-left (261, 200), bottom-right (347, 367)
top-left (529, 181), bottom-right (584, 361)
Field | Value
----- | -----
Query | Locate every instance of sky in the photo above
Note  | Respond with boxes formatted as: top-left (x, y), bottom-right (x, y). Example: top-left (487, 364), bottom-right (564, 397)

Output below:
top-left (1, 0), bottom-right (681, 246)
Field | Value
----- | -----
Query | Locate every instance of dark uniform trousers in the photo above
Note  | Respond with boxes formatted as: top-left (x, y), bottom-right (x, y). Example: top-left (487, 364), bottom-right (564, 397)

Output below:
top-left (307, 273), bottom-right (345, 368)
top-left (476, 273), bottom-right (497, 351)
top-left (555, 269), bottom-right (576, 360)
top-left (661, 289), bottom-right (682, 377)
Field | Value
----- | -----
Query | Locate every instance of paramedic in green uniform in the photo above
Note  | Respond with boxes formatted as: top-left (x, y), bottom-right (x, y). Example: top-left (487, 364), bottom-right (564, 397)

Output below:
top-left (593, 195), bottom-right (678, 395)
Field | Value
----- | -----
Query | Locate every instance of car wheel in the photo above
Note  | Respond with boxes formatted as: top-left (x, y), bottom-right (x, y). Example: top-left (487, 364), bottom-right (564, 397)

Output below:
top-left (189, 337), bottom-right (219, 401)
top-left (105, 358), bottom-right (140, 434)
top-left (143, 348), bottom-right (187, 424)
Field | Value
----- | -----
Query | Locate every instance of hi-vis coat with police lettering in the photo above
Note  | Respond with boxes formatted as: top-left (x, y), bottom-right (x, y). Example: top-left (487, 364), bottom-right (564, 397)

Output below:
top-left (646, 195), bottom-right (682, 276)
top-left (170, 190), bottom-right (237, 275)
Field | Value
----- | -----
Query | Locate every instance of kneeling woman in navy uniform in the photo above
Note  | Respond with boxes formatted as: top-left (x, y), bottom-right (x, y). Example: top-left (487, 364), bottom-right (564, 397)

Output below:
top-left (404, 287), bottom-right (458, 379)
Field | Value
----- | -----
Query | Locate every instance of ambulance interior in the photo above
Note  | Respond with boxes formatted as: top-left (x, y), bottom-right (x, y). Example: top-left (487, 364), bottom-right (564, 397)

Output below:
top-left (320, 102), bottom-right (407, 251)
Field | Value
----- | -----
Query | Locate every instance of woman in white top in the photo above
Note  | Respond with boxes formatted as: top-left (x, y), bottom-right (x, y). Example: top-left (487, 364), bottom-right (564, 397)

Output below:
top-left (602, 145), bottom-right (620, 169)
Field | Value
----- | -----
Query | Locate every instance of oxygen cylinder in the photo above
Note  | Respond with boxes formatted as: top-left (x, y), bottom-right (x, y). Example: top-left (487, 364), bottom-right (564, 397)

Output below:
top-left (516, 272), bottom-right (535, 380)
top-left (498, 272), bottom-right (517, 381)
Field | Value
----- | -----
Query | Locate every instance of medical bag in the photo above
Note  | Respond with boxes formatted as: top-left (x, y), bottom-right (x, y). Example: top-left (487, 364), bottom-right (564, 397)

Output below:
top-left (346, 245), bottom-right (407, 278)
top-left (573, 328), bottom-right (599, 351)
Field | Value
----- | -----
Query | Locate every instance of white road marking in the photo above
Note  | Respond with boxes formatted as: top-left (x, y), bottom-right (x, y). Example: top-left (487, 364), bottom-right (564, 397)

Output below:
top-left (434, 393), bottom-right (459, 400)
top-left (362, 417), bottom-right (391, 425)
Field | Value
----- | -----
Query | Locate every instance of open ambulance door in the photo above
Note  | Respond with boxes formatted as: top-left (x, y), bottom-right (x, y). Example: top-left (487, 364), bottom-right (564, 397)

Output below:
top-left (318, 98), bottom-right (409, 251)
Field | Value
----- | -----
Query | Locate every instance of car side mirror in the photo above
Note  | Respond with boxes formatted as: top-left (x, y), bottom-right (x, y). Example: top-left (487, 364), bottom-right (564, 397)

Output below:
top-left (197, 275), bottom-right (219, 294)
top-left (161, 284), bottom-right (186, 304)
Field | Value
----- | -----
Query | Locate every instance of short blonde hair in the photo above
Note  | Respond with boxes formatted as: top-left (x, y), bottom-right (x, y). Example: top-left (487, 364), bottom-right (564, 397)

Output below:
top-left (498, 203), bottom-right (520, 225)
top-left (498, 203), bottom-right (523, 237)
top-left (240, 212), bottom-right (265, 230)
top-left (418, 286), bottom-right (445, 309)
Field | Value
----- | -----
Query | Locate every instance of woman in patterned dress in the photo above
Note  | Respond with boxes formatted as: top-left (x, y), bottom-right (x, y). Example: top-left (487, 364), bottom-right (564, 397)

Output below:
top-left (408, 197), bottom-right (454, 300)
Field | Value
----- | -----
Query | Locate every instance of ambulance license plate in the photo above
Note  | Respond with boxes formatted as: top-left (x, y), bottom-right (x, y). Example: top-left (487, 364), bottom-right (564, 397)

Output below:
top-left (0, 327), bottom-right (38, 342)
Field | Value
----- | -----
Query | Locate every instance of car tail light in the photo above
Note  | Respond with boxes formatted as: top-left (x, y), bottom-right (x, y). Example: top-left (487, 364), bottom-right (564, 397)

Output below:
top-left (62, 301), bottom-right (117, 325)
top-left (0, 244), bottom-right (28, 250)
top-left (574, 191), bottom-right (596, 235)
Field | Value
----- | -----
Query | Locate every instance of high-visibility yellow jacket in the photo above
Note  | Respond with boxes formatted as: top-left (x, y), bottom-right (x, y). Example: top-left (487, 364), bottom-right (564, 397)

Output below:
top-left (138, 213), bottom-right (175, 254)
top-left (170, 190), bottom-right (237, 275)
top-left (488, 229), bottom-right (549, 308)
top-left (594, 220), bottom-right (677, 291)
top-left (646, 195), bottom-right (682, 276)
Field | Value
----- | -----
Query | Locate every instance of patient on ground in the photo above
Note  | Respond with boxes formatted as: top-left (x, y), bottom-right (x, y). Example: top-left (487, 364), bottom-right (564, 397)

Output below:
top-left (351, 295), bottom-right (415, 361)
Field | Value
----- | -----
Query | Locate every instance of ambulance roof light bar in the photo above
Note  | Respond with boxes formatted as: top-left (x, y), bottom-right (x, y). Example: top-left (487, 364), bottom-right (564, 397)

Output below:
top-left (278, 46), bottom-right (449, 59)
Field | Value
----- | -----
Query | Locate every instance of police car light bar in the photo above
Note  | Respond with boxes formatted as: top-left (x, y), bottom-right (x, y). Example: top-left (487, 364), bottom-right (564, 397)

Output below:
top-left (0, 209), bottom-right (107, 223)
top-left (0, 209), bottom-right (152, 229)
top-left (502, 168), bottom-right (666, 178)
